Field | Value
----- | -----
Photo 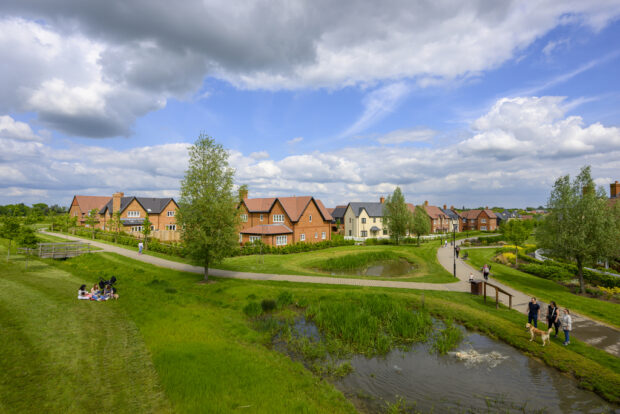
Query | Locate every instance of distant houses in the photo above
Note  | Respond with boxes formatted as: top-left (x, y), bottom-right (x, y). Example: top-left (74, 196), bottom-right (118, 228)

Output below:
top-left (69, 192), bottom-right (179, 240)
top-left (459, 209), bottom-right (497, 231)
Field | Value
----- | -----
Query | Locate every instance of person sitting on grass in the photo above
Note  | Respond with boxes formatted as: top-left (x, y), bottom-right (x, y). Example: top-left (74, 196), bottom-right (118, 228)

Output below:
top-left (90, 283), bottom-right (100, 296)
top-left (103, 284), bottom-right (119, 300)
top-left (78, 285), bottom-right (90, 300)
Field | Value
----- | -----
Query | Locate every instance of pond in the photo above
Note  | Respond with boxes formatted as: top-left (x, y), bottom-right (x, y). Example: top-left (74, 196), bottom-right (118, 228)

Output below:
top-left (282, 319), bottom-right (618, 413)
top-left (316, 258), bottom-right (414, 277)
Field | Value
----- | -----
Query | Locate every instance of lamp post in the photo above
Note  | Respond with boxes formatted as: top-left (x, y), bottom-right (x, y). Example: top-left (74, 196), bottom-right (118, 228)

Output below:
top-left (453, 223), bottom-right (457, 278)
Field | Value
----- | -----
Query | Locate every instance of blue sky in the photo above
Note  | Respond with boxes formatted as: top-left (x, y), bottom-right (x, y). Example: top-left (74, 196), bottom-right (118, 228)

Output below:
top-left (1, 1), bottom-right (619, 208)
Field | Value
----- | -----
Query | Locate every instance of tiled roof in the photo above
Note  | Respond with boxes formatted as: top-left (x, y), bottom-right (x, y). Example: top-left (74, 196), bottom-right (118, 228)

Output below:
top-left (441, 208), bottom-right (460, 219)
top-left (100, 197), bottom-right (176, 215)
top-left (242, 196), bottom-right (332, 222)
top-left (460, 209), bottom-right (498, 220)
top-left (484, 209), bottom-right (498, 219)
top-left (330, 205), bottom-right (347, 220)
top-left (241, 224), bottom-right (293, 235)
top-left (348, 202), bottom-right (384, 217)
top-left (73, 196), bottom-right (111, 213)
top-left (424, 204), bottom-right (448, 219)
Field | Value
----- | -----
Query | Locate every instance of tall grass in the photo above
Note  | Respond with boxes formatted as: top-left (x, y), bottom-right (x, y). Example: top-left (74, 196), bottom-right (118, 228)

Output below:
top-left (306, 294), bottom-right (433, 356)
top-left (431, 319), bottom-right (464, 354)
top-left (312, 251), bottom-right (404, 271)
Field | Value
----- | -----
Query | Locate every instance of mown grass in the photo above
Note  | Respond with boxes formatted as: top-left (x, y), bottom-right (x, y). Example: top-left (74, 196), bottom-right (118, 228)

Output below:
top-left (465, 248), bottom-right (620, 328)
top-left (2, 238), bottom-right (619, 410)
top-left (310, 250), bottom-right (405, 271)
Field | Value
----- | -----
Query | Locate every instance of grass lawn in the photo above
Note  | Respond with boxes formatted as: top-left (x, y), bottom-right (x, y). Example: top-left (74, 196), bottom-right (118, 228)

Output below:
top-left (216, 241), bottom-right (456, 283)
top-left (464, 247), bottom-right (620, 328)
top-left (1, 240), bottom-right (619, 412)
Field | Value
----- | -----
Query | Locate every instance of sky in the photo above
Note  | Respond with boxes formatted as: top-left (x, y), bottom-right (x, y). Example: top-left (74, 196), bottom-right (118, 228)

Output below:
top-left (1, 1), bottom-right (620, 209)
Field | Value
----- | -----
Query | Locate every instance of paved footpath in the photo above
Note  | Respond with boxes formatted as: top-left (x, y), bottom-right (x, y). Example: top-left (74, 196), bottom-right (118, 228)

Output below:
top-left (44, 231), bottom-right (619, 356)
top-left (438, 239), bottom-right (619, 356)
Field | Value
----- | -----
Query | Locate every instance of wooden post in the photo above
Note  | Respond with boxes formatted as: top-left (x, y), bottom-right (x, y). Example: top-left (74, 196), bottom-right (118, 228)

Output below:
top-left (483, 282), bottom-right (487, 303)
top-left (495, 288), bottom-right (499, 309)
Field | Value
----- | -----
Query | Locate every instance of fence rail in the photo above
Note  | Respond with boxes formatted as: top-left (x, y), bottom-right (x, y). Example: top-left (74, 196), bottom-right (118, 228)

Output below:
top-left (18, 242), bottom-right (92, 259)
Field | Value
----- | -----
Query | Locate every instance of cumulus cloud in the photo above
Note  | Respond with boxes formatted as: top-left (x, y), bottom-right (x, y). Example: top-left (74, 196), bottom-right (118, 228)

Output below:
top-left (287, 137), bottom-right (303, 145)
top-left (1, 1), bottom-right (620, 137)
top-left (0, 115), bottom-right (44, 141)
top-left (377, 128), bottom-right (436, 144)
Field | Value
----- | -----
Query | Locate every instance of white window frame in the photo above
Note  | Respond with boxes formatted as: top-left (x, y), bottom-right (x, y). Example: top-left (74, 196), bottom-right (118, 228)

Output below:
top-left (276, 235), bottom-right (287, 246)
top-left (165, 224), bottom-right (176, 231)
top-left (131, 225), bottom-right (143, 232)
top-left (249, 235), bottom-right (261, 242)
top-left (481, 218), bottom-right (486, 223)
top-left (260, 214), bottom-right (263, 221)
top-left (321, 232), bottom-right (326, 240)
top-left (241, 214), bottom-right (248, 222)
top-left (361, 230), bottom-right (367, 237)
top-left (167, 211), bottom-right (175, 217)
top-left (239, 233), bottom-right (243, 243)
top-left (273, 214), bottom-right (284, 223)
top-left (127, 211), bottom-right (140, 218)
top-left (361, 218), bottom-right (366, 224)
top-left (481, 226), bottom-right (487, 231)
top-left (300, 234), bottom-right (305, 241)
top-left (314, 232), bottom-right (318, 239)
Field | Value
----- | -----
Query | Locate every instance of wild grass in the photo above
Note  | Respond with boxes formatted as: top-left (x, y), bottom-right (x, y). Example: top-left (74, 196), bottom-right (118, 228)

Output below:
top-left (311, 251), bottom-right (404, 271)
top-left (431, 319), bottom-right (464, 355)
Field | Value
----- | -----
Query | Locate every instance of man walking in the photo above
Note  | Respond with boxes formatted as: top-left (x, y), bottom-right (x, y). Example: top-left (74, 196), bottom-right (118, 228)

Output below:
top-left (138, 241), bottom-right (144, 255)
top-left (527, 297), bottom-right (540, 328)
top-left (456, 246), bottom-right (460, 259)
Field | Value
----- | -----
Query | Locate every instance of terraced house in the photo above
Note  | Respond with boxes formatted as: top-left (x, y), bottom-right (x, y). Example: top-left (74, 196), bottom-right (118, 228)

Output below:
top-left (238, 194), bottom-right (332, 246)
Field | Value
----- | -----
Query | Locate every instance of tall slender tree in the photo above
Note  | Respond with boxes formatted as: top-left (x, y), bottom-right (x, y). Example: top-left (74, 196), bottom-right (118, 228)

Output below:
top-left (142, 214), bottom-right (152, 250)
top-left (177, 134), bottom-right (240, 281)
top-left (1, 216), bottom-right (21, 262)
top-left (411, 205), bottom-right (431, 246)
top-left (500, 219), bottom-right (532, 266)
top-left (538, 166), bottom-right (620, 293)
top-left (85, 209), bottom-right (99, 239)
top-left (383, 187), bottom-right (409, 245)
top-left (110, 211), bottom-right (122, 243)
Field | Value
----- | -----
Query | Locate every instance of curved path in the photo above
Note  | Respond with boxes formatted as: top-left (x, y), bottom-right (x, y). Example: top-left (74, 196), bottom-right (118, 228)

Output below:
top-left (42, 231), bottom-right (619, 356)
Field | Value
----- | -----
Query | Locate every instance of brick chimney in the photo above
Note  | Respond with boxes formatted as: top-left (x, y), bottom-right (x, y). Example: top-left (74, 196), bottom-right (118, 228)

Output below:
top-left (450, 205), bottom-right (454, 210)
top-left (380, 196), bottom-right (385, 204)
top-left (113, 192), bottom-right (123, 213)
top-left (611, 181), bottom-right (620, 198)
top-left (443, 204), bottom-right (447, 210)
top-left (424, 200), bottom-right (428, 206)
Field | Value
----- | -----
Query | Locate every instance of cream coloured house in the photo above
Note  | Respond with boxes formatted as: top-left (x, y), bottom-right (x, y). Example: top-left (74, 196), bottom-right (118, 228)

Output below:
top-left (343, 197), bottom-right (415, 240)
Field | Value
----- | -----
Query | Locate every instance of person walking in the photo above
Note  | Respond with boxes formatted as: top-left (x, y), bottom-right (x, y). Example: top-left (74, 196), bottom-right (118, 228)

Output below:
top-left (562, 308), bottom-right (572, 346)
top-left (527, 297), bottom-right (540, 328)
top-left (481, 264), bottom-right (490, 281)
top-left (547, 301), bottom-right (561, 337)
top-left (456, 246), bottom-right (461, 259)
top-left (138, 241), bottom-right (144, 255)
top-left (444, 240), bottom-right (448, 248)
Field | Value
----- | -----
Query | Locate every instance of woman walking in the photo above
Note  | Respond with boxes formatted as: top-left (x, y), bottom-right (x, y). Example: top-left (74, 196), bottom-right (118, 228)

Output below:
top-left (562, 308), bottom-right (572, 346)
top-left (547, 301), bottom-right (561, 337)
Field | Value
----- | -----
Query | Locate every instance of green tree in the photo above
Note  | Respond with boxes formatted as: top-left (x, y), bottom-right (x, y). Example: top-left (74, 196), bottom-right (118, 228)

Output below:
top-left (383, 187), bottom-right (409, 245)
top-left (411, 205), bottom-right (431, 246)
top-left (177, 134), bottom-right (241, 281)
top-left (1, 216), bottom-right (21, 261)
top-left (142, 214), bottom-right (152, 250)
top-left (69, 215), bottom-right (78, 235)
top-left (537, 166), bottom-right (620, 293)
top-left (110, 211), bottom-right (122, 243)
top-left (500, 219), bottom-right (532, 266)
top-left (85, 208), bottom-right (99, 239)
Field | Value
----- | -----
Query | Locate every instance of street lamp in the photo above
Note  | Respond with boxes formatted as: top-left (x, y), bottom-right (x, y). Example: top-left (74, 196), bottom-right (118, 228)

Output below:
top-left (453, 223), bottom-right (457, 278)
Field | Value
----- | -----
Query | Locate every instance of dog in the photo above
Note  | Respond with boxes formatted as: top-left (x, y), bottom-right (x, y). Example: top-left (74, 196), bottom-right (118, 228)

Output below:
top-left (526, 323), bottom-right (553, 346)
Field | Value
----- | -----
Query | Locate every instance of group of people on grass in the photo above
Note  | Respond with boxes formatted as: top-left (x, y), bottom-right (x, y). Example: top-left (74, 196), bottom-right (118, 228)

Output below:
top-left (77, 283), bottom-right (118, 301)
top-left (527, 297), bottom-right (572, 346)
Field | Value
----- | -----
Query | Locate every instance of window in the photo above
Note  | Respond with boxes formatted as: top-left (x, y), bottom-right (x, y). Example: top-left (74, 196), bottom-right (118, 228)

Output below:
top-left (241, 214), bottom-right (248, 222)
top-left (249, 235), bottom-right (261, 242)
top-left (165, 224), bottom-right (176, 230)
top-left (167, 211), bottom-right (175, 217)
top-left (273, 214), bottom-right (284, 223)
top-left (276, 235), bottom-right (287, 246)
top-left (481, 226), bottom-right (487, 231)
top-left (127, 211), bottom-right (140, 217)
top-left (383, 229), bottom-right (388, 235)
top-left (373, 217), bottom-right (376, 223)
top-left (151, 225), bottom-right (155, 230)
top-left (361, 218), bottom-right (366, 224)
top-left (361, 230), bottom-right (368, 237)
top-left (239, 233), bottom-right (243, 243)
top-left (131, 226), bottom-right (143, 232)
top-left (300, 234), bottom-right (305, 241)
top-left (349, 218), bottom-right (352, 223)
top-left (260, 214), bottom-right (263, 221)
top-left (309, 215), bottom-right (312, 222)
top-left (462, 219), bottom-right (467, 223)
top-left (315, 232), bottom-right (318, 239)
top-left (481, 218), bottom-right (486, 223)
top-left (348, 230), bottom-right (352, 236)
top-left (321, 232), bottom-right (326, 240)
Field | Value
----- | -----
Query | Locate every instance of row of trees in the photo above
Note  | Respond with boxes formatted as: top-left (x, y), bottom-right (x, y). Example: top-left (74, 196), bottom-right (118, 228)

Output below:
top-left (0, 203), bottom-right (67, 219)
top-left (383, 187), bottom-right (430, 245)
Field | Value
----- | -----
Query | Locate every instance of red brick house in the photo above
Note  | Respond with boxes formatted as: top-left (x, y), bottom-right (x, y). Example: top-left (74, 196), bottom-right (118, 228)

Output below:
top-left (69, 196), bottom-right (113, 229)
top-left (422, 201), bottom-right (450, 233)
top-left (460, 209), bottom-right (497, 231)
top-left (238, 195), bottom-right (333, 246)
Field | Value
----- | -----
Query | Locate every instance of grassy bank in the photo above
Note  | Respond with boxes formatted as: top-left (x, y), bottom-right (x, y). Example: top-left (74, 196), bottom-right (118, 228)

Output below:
top-left (465, 248), bottom-right (620, 328)
top-left (2, 241), bottom-right (619, 412)
top-left (310, 250), bottom-right (405, 271)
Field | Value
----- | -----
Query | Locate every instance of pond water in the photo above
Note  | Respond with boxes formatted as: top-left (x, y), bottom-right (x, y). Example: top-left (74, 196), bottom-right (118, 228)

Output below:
top-left (317, 259), bottom-right (414, 277)
top-left (284, 319), bottom-right (618, 413)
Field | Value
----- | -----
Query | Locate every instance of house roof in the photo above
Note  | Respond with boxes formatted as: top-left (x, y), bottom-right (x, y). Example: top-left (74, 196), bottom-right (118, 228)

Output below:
top-left (330, 205), bottom-right (347, 220)
top-left (72, 196), bottom-right (111, 214)
top-left (441, 208), bottom-right (460, 220)
top-left (424, 204), bottom-right (448, 219)
top-left (242, 196), bottom-right (332, 222)
top-left (100, 197), bottom-right (176, 215)
top-left (348, 202), bottom-right (385, 217)
top-left (460, 209), bottom-right (498, 220)
top-left (240, 224), bottom-right (293, 235)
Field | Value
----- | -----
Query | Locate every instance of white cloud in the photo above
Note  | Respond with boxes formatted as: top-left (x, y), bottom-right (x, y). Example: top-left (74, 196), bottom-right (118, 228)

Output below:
top-left (0, 115), bottom-right (43, 141)
top-left (249, 151), bottom-right (270, 160)
top-left (377, 128), bottom-right (436, 144)
top-left (286, 136), bottom-right (303, 145)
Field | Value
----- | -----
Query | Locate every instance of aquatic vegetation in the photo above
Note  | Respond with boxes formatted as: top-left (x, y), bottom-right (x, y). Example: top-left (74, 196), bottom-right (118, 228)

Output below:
top-left (311, 251), bottom-right (405, 271)
top-left (431, 319), bottom-right (464, 355)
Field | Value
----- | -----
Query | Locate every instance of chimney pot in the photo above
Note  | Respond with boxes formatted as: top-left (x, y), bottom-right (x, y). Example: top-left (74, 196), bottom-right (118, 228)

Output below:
top-left (443, 204), bottom-right (447, 210)
top-left (611, 181), bottom-right (620, 198)
top-left (113, 192), bottom-right (123, 213)
top-left (424, 200), bottom-right (428, 206)
top-left (380, 196), bottom-right (385, 204)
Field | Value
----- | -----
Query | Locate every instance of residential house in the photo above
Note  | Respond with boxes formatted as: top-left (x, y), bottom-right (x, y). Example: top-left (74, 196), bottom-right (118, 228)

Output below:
top-left (343, 197), bottom-right (415, 239)
top-left (423, 201), bottom-right (450, 233)
top-left (441, 205), bottom-right (461, 232)
top-left (495, 210), bottom-right (519, 226)
top-left (329, 205), bottom-right (347, 234)
top-left (69, 196), bottom-right (111, 229)
top-left (610, 180), bottom-right (619, 206)
top-left (70, 192), bottom-right (180, 240)
top-left (460, 209), bottom-right (498, 231)
top-left (238, 194), bottom-right (332, 246)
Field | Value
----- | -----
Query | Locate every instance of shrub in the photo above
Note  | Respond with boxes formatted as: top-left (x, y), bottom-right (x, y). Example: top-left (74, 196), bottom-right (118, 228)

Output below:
top-left (261, 299), bottom-right (277, 312)
top-left (243, 301), bottom-right (262, 317)
top-left (518, 263), bottom-right (573, 281)
top-left (276, 291), bottom-right (294, 308)
top-left (502, 252), bottom-right (516, 264)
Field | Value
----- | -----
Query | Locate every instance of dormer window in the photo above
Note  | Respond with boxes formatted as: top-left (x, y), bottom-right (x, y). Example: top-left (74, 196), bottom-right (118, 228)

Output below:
top-left (127, 211), bottom-right (140, 218)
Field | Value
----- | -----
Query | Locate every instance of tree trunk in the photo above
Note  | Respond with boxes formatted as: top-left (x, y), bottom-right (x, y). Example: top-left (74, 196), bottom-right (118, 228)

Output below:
top-left (515, 245), bottom-right (519, 267)
top-left (92, 230), bottom-right (95, 240)
top-left (577, 257), bottom-right (585, 294)
top-left (204, 257), bottom-right (209, 281)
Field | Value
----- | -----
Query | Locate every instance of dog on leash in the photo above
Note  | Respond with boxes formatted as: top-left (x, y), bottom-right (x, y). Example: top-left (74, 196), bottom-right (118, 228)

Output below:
top-left (526, 323), bottom-right (553, 346)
